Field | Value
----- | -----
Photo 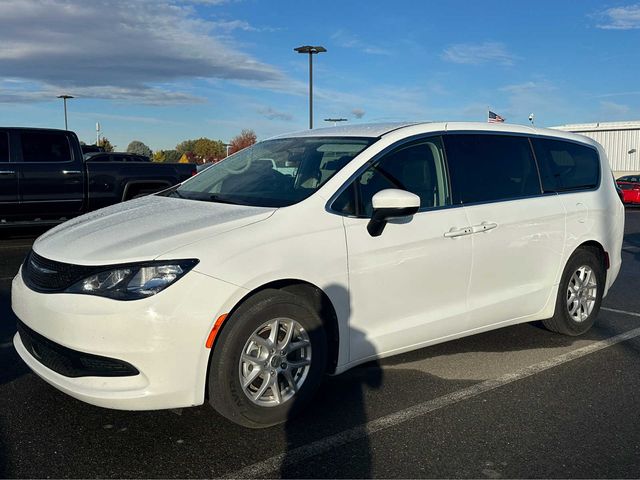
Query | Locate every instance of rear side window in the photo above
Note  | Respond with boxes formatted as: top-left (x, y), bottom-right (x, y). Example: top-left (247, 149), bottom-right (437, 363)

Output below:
top-left (0, 132), bottom-right (9, 162)
top-left (20, 131), bottom-right (72, 163)
top-left (532, 138), bottom-right (600, 192)
top-left (444, 134), bottom-right (541, 204)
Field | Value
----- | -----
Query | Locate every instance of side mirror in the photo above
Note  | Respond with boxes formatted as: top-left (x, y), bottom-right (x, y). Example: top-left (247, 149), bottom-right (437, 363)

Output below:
top-left (367, 189), bottom-right (420, 237)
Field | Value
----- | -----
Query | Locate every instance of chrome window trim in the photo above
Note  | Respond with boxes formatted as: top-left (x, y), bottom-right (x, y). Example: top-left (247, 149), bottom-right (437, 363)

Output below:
top-left (325, 129), bottom-right (602, 218)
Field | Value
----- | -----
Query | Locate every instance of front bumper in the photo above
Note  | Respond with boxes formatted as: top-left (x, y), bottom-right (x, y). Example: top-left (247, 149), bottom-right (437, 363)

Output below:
top-left (12, 267), bottom-right (244, 410)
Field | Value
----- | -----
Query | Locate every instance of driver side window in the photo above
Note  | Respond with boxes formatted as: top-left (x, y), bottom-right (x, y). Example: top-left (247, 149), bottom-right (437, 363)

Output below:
top-left (334, 136), bottom-right (451, 217)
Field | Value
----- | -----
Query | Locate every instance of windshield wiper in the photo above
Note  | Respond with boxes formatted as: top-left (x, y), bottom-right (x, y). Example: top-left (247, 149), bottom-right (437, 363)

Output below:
top-left (209, 194), bottom-right (245, 205)
top-left (163, 185), bottom-right (186, 199)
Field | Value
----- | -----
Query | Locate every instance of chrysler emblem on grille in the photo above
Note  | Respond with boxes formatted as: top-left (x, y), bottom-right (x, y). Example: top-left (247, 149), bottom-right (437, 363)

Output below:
top-left (30, 259), bottom-right (57, 275)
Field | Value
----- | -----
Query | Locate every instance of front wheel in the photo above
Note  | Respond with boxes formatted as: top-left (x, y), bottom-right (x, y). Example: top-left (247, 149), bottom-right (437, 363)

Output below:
top-left (208, 289), bottom-right (327, 428)
top-left (543, 248), bottom-right (605, 336)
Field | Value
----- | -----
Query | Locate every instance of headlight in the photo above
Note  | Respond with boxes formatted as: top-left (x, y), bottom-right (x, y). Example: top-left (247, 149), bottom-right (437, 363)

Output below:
top-left (66, 259), bottom-right (198, 300)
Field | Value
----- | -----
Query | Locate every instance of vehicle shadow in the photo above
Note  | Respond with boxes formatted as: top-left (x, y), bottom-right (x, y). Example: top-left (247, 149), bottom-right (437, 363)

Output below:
top-left (279, 283), bottom-right (383, 478)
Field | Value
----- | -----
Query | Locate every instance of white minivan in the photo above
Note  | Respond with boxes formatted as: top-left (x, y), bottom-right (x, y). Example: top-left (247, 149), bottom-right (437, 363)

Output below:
top-left (12, 122), bottom-right (624, 427)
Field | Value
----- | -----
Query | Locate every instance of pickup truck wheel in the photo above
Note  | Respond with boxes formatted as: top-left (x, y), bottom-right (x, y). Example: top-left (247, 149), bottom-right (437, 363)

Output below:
top-left (208, 289), bottom-right (327, 428)
top-left (543, 249), bottom-right (604, 336)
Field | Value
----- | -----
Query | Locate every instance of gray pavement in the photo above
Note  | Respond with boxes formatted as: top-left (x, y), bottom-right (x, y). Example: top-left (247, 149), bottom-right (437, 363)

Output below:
top-left (1, 211), bottom-right (640, 478)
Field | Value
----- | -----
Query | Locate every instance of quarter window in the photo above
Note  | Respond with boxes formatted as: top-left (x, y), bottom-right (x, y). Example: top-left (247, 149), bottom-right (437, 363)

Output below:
top-left (532, 138), bottom-right (600, 192)
top-left (444, 134), bottom-right (541, 204)
top-left (20, 131), bottom-right (72, 163)
top-left (334, 137), bottom-right (450, 216)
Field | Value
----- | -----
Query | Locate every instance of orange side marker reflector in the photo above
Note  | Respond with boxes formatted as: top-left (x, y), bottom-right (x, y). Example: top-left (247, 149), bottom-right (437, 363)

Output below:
top-left (205, 314), bottom-right (228, 348)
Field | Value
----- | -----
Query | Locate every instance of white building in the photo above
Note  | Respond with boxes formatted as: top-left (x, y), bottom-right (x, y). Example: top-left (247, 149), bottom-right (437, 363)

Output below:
top-left (552, 121), bottom-right (640, 177)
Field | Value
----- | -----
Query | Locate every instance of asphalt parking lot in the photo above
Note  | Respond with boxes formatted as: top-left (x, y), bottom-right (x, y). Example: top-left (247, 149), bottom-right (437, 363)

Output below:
top-left (1, 209), bottom-right (640, 478)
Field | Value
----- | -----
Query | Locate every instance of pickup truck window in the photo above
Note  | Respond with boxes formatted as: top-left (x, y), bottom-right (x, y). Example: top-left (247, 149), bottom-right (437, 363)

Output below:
top-left (0, 132), bottom-right (8, 162)
top-left (20, 131), bottom-right (72, 163)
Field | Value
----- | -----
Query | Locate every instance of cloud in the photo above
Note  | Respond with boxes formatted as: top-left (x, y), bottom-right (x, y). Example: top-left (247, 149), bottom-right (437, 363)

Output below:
top-left (596, 4), bottom-right (640, 29)
top-left (600, 101), bottom-right (631, 117)
top-left (351, 108), bottom-right (365, 119)
top-left (496, 80), bottom-right (568, 125)
top-left (258, 106), bottom-right (294, 121)
top-left (593, 91), bottom-right (640, 98)
top-left (331, 30), bottom-right (391, 55)
top-left (442, 42), bottom-right (516, 66)
top-left (0, 0), bottom-right (286, 103)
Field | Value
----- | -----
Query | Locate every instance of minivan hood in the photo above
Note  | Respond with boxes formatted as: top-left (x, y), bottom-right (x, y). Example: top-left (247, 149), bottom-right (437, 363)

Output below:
top-left (33, 196), bottom-right (276, 265)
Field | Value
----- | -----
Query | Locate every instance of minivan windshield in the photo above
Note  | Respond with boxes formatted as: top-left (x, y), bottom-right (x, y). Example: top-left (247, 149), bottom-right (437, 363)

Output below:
top-left (167, 137), bottom-right (375, 207)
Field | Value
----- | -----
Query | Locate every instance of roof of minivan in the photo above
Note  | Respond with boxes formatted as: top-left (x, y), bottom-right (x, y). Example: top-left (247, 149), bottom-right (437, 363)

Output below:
top-left (270, 122), bottom-right (420, 139)
top-left (269, 122), bottom-right (598, 147)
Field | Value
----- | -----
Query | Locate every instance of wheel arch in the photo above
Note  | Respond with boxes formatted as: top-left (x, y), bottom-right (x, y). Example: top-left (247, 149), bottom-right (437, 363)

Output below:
top-left (573, 240), bottom-right (608, 270)
top-left (205, 278), bottom-right (342, 401)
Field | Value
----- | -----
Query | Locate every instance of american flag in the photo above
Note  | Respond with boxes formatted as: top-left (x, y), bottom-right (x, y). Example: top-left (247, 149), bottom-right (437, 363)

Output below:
top-left (488, 111), bottom-right (505, 123)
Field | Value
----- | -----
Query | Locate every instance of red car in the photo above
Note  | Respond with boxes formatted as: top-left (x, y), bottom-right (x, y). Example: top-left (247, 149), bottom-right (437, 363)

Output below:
top-left (617, 175), bottom-right (640, 205)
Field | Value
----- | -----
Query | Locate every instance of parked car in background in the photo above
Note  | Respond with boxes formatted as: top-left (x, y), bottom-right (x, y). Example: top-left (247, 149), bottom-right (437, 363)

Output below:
top-left (84, 152), bottom-right (151, 162)
top-left (80, 144), bottom-right (105, 155)
top-left (616, 178), bottom-right (640, 205)
top-left (196, 161), bottom-right (215, 172)
top-left (12, 122), bottom-right (624, 428)
top-left (0, 127), bottom-right (196, 225)
top-left (616, 174), bottom-right (640, 183)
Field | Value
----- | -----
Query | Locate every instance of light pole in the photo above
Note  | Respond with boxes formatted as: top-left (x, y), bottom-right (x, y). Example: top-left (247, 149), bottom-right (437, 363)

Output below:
top-left (57, 95), bottom-right (74, 130)
top-left (324, 118), bottom-right (348, 127)
top-left (294, 45), bottom-right (326, 129)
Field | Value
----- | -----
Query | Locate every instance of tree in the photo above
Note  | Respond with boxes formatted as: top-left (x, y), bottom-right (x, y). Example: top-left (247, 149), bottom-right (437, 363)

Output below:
top-left (228, 129), bottom-right (257, 155)
top-left (152, 149), bottom-right (181, 163)
top-left (194, 138), bottom-right (226, 163)
top-left (127, 140), bottom-right (152, 158)
top-left (164, 149), bottom-right (181, 163)
top-left (175, 139), bottom-right (198, 155)
top-left (152, 150), bottom-right (166, 162)
top-left (98, 137), bottom-right (115, 152)
top-left (174, 138), bottom-right (225, 164)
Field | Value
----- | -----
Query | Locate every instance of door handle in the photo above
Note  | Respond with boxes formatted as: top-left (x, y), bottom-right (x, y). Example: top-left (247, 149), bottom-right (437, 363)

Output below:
top-left (62, 170), bottom-right (82, 175)
top-left (444, 226), bottom-right (473, 238)
top-left (0, 170), bottom-right (16, 175)
top-left (471, 222), bottom-right (498, 233)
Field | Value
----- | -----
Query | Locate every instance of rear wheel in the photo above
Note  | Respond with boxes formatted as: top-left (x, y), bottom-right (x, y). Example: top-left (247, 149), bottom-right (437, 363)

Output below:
top-left (208, 289), bottom-right (327, 428)
top-left (543, 248), bottom-right (605, 336)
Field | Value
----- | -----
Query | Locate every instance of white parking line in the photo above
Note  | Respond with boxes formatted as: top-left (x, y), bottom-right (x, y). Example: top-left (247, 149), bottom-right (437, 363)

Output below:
top-left (602, 307), bottom-right (640, 318)
top-left (225, 320), bottom-right (640, 479)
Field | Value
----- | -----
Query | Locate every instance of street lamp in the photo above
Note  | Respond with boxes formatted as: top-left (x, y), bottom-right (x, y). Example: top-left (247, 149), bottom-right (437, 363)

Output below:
top-left (324, 118), bottom-right (348, 127)
top-left (294, 45), bottom-right (326, 129)
top-left (57, 95), bottom-right (74, 130)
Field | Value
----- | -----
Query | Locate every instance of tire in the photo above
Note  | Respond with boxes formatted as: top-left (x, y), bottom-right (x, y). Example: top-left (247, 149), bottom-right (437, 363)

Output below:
top-left (543, 248), bottom-right (605, 336)
top-left (208, 289), bottom-right (327, 428)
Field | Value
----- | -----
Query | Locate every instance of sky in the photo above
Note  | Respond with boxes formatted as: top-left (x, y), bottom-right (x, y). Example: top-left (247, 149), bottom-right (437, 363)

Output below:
top-left (1, 0), bottom-right (640, 151)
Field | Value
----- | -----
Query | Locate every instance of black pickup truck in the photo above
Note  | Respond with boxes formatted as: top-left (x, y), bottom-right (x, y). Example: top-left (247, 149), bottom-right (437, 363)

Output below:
top-left (0, 127), bottom-right (196, 225)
